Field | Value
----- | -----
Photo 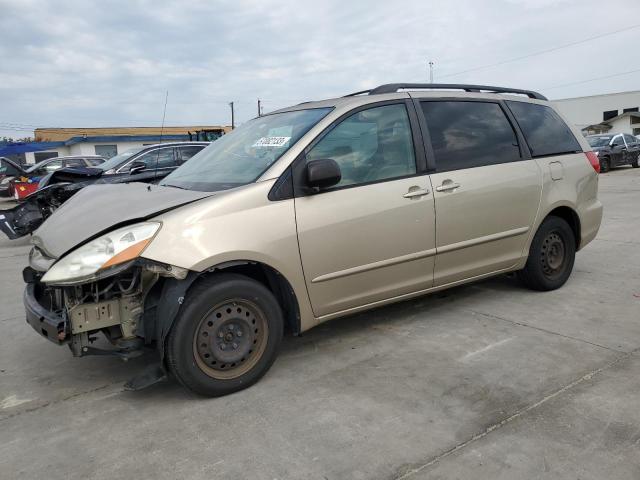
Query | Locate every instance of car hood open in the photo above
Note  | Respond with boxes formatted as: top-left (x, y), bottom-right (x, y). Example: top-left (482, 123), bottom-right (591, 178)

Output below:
top-left (32, 182), bottom-right (215, 259)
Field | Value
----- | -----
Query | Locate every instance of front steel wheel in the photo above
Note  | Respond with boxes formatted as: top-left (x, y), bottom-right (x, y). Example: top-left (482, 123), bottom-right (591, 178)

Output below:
top-left (193, 299), bottom-right (268, 380)
top-left (167, 273), bottom-right (283, 396)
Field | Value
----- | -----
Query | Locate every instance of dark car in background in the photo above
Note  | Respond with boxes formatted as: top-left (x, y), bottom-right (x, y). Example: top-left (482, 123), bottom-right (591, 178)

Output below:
top-left (9, 155), bottom-right (106, 199)
top-left (0, 142), bottom-right (208, 239)
top-left (586, 133), bottom-right (640, 172)
top-left (40, 142), bottom-right (208, 189)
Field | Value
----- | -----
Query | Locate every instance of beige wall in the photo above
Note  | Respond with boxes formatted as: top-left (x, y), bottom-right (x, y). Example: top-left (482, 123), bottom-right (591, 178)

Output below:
top-left (34, 126), bottom-right (230, 142)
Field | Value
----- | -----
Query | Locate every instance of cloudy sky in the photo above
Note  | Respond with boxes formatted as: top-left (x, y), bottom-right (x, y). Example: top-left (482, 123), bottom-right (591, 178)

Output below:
top-left (1, 0), bottom-right (639, 139)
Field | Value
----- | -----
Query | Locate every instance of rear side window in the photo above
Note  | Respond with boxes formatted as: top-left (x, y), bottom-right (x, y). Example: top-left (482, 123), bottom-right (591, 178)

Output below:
top-left (506, 101), bottom-right (581, 157)
top-left (421, 101), bottom-right (520, 172)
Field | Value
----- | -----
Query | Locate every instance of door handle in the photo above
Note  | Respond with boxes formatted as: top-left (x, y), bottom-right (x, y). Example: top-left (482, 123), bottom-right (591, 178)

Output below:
top-left (435, 181), bottom-right (461, 192)
top-left (403, 187), bottom-right (430, 199)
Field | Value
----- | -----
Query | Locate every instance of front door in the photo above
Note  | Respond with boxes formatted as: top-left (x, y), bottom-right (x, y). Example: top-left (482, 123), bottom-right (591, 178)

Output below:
top-left (294, 102), bottom-right (436, 317)
top-left (610, 135), bottom-right (625, 166)
top-left (418, 99), bottom-right (542, 286)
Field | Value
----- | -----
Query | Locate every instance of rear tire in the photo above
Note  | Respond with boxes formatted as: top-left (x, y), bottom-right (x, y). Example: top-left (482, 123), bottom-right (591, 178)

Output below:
top-left (599, 157), bottom-right (610, 173)
top-left (518, 216), bottom-right (576, 291)
top-left (631, 154), bottom-right (639, 168)
top-left (166, 273), bottom-right (283, 397)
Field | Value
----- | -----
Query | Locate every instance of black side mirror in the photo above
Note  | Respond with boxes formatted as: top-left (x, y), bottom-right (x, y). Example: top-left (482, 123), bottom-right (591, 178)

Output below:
top-left (306, 159), bottom-right (341, 190)
top-left (129, 161), bottom-right (146, 174)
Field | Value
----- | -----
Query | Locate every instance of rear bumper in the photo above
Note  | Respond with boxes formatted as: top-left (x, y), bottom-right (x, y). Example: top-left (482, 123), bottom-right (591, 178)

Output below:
top-left (24, 283), bottom-right (66, 345)
top-left (579, 199), bottom-right (603, 250)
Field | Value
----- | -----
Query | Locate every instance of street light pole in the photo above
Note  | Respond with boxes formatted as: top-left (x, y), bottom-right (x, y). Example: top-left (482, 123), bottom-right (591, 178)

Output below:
top-left (229, 101), bottom-right (235, 129)
top-left (428, 60), bottom-right (434, 83)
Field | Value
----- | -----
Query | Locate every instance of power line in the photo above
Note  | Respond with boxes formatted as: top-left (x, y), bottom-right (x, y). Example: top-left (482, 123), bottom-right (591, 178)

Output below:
top-left (541, 67), bottom-right (640, 91)
top-left (439, 23), bottom-right (640, 79)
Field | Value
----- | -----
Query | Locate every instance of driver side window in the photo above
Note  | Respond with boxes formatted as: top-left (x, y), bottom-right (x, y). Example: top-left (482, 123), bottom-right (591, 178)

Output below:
top-left (128, 148), bottom-right (175, 171)
top-left (305, 103), bottom-right (416, 188)
top-left (612, 136), bottom-right (624, 147)
top-left (43, 159), bottom-right (63, 173)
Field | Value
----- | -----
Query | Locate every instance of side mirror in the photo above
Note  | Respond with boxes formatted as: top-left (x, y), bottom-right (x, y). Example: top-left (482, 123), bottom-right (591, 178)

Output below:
top-left (129, 161), bottom-right (146, 174)
top-left (306, 159), bottom-right (341, 190)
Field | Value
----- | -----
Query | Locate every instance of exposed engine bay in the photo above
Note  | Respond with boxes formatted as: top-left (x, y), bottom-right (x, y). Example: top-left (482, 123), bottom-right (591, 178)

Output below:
top-left (24, 259), bottom-right (189, 360)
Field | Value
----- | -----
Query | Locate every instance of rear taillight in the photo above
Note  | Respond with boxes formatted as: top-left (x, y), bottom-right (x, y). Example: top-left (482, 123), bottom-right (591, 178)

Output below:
top-left (585, 151), bottom-right (600, 173)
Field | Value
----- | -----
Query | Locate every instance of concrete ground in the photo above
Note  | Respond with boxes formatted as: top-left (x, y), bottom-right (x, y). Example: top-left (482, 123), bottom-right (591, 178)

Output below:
top-left (0, 167), bottom-right (639, 480)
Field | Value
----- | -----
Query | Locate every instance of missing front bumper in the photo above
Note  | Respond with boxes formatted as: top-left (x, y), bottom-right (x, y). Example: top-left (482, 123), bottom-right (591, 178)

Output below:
top-left (24, 283), bottom-right (66, 344)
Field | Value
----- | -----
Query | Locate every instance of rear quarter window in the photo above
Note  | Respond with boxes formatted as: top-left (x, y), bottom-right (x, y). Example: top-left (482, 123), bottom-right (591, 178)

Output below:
top-left (506, 101), bottom-right (581, 158)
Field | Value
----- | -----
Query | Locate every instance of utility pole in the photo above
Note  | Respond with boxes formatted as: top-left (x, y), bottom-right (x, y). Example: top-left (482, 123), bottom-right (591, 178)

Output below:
top-left (428, 60), bottom-right (434, 83)
top-left (257, 99), bottom-right (262, 117)
top-left (229, 101), bottom-right (235, 129)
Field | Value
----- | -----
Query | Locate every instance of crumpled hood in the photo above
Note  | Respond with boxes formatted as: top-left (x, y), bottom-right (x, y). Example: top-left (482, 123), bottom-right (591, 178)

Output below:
top-left (32, 182), bottom-right (214, 258)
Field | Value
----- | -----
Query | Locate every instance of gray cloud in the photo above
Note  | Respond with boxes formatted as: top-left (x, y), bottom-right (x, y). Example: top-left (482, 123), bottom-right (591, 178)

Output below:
top-left (1, 0), bottom-right (639, 138)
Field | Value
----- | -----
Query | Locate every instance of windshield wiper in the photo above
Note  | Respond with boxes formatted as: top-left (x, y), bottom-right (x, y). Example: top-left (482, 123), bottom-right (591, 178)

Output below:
top-left (160, 183), bottom-right (189, 190)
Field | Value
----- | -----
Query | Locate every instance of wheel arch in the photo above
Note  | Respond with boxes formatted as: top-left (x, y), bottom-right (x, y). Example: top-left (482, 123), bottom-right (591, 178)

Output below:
top-left (194, 260), bottom-right (302, 336)
top-left (543, 205), bottom-right (581, 249)
top-left (151, 259), bottom-right (303, 369)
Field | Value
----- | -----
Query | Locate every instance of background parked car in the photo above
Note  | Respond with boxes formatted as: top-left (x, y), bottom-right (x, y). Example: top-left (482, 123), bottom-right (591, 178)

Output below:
top-left (0, 142), bottom-right (208, 239)
top-left (9, 155), bottom-right (105, 199)
top-left (0, 157), bottom-right (27, 197)
top-left (586, 133), bottom-right (640, 172)
top-left (38, 142), bottom-right (209, 189)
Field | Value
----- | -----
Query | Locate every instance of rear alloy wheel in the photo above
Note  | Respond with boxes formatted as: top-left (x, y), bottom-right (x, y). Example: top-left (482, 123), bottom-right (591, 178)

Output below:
top-left (599, 157), bottom-right (610, 173)
top-left (518, 216), bottom-right (576, 291)
top-left (166, 273), bottom-right (283, 396)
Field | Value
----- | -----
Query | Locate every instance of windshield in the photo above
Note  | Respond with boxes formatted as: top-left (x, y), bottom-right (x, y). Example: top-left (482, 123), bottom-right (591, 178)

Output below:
top-left (587, 136), bottom-right (612, 147)
top-left (96, 147), bottom-right (145, 171)
top-left (161, 107), bottom-right (332, 192)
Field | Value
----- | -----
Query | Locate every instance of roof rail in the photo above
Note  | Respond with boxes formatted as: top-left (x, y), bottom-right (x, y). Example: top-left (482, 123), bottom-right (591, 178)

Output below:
top-left (345, 83), bottom-right (547, 101)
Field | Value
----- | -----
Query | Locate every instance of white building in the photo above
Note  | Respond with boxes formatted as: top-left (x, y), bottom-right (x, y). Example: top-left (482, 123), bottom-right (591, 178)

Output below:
top-left (553, 90), bottom-right (640, 136)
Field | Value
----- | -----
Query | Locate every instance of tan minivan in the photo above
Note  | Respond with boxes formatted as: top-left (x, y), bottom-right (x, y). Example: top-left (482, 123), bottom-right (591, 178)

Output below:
top-left (23, 84), bottom-right (603, 396)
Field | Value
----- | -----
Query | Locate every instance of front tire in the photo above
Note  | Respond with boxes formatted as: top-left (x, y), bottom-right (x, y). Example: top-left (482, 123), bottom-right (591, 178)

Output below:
top-left (166, 273), bottom-right (283, 397)
top-left (518, 216), bottom-right (576, 291)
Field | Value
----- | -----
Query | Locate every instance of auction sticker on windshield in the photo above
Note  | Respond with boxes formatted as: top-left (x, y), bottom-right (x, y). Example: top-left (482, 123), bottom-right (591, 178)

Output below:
top-left (252, 136), bottom-right (291, 148)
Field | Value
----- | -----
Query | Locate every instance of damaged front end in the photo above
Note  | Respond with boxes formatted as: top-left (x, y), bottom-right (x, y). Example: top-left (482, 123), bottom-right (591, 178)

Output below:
top-left (1, 167), bottom-right (104, 239)
top-left (24, 254), bottom-right (194, 387)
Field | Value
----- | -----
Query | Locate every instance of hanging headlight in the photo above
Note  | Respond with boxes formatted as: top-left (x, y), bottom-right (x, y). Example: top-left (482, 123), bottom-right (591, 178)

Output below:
top-left (41, 222), bottom-right (160, 285)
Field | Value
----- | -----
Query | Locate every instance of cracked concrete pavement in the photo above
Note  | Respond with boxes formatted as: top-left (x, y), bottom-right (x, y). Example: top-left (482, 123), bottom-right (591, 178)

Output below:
top-left (0, 167), bottom-right (639, 479)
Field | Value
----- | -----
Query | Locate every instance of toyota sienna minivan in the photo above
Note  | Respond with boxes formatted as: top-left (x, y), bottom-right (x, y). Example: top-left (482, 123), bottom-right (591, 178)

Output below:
top-left (21, 83), bottom-right (603, 396)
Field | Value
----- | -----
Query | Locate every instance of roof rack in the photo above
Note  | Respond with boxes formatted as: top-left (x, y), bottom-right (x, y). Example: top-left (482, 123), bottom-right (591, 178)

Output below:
top-left (344, 83), bottom-right (547, 101)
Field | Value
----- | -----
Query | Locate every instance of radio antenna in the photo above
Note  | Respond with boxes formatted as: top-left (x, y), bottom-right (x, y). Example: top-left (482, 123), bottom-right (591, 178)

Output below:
top-left (160, 90), bottom-right (168, 143)
top-left (153, 90), bottom-right (169, 175)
